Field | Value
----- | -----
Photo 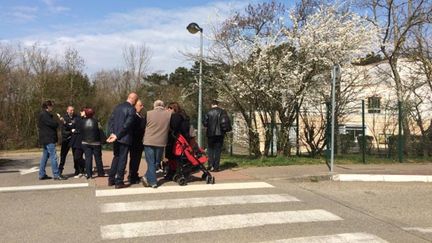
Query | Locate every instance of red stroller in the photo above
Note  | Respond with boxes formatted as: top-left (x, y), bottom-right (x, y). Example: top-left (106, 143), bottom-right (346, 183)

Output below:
top-left (164, 134), bottom-right (215, 186)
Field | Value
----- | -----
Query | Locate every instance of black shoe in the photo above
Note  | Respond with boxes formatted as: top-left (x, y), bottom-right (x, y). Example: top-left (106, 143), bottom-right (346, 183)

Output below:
top-left (129, 178), bottom-right (141, 184)
top-left (54, 175), bottom-right (67, 180)
top-left (115, 184), bottom-right (128, 189)
top-left (108, 180), bottom-right (115, 186)
top-left (74, 170), bottom-right (80, 176)
top-left (39, 175), bottom-right (52, 180)
top-left (151, 184), bottom-right (158, 189)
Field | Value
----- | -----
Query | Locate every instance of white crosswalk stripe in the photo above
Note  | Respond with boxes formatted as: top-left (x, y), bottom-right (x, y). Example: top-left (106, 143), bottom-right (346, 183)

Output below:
top-left (100, 194), bottom-right (300, 213)
top-left (95, 181), bottom-right (274, 197)
top-left (100, 209), bottom-right (342, 240)
top-left (260, 233), bottom-right (388, 243)
top-left (97, 181), bottom-right (386, 242)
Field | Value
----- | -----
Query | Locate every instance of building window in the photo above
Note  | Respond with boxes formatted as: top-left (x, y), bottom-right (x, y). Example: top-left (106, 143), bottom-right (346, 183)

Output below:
top-left (339, 124), bottom-right (364, 141)
top-left (368, 96), bottom-right (381, 113)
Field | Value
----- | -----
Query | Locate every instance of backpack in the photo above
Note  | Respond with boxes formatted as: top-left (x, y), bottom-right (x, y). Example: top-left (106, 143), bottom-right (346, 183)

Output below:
top-left (219, 111), bottom-right (232, 133)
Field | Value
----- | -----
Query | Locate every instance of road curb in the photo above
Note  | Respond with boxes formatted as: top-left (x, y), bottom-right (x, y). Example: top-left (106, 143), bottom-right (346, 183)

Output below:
top-left (332, 174), bottom-right (432, 182)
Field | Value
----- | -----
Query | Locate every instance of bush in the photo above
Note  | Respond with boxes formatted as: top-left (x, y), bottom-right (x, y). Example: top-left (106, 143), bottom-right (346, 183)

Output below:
top-left (357, 135), bottom-right (374, 154)
top-left (340, 134), bottom-right (355, 154)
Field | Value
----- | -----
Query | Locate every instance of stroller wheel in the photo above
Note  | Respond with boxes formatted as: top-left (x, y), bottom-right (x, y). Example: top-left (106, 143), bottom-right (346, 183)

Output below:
top-left (178, 177), bottom-right (187, 186)
top-left (172, 174), bottom-right (179, 182)
top-left (201, 173), bottom-right (208, 180)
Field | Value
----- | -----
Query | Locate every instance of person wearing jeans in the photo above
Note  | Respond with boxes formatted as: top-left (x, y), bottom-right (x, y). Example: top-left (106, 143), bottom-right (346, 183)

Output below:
top-left (37, 100), bottom-right (66, 180)
top-left (142, 100), bottom-right (172, 188)
top-left (143, 145), bottom-right (164, 186)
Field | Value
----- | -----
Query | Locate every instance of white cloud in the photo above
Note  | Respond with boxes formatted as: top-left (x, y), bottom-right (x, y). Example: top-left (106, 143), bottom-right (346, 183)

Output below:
top-left (5, 6), bottom-right (39, 23)
top-left (7, 1), bottom-right (248, 76)
top-left (42, 0), bottom-right (70, 14)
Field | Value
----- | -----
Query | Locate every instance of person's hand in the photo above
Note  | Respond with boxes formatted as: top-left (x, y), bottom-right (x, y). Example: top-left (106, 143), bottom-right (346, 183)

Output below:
top-left (106, 134), bottom-right (117, 143)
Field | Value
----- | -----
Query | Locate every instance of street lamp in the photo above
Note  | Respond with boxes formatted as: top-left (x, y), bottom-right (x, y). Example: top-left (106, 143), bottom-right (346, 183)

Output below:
top-left (187, 22), bottom-right (203, 147)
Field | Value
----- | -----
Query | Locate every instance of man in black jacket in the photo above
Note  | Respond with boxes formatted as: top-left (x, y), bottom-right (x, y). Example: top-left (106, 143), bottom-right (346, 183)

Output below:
top-left (128, 99), bottom-right (146, 184)
top-left (106, 92), bottom-right (138, 188)
top-left (59, 105), bottom-right (78, 175)
top-left (38, 100), bottom-right (66, 180)
top-left (203, 100), bottom-right (231, 172)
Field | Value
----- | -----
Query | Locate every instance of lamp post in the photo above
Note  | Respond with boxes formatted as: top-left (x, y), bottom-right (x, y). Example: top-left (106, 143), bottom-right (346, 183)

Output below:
top-left (187, 22), bottom-right (203, 147)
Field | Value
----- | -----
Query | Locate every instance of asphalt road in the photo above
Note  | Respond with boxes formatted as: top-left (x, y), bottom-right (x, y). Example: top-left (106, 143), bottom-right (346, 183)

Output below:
top-left (1, 155), bottom-right (431, 242)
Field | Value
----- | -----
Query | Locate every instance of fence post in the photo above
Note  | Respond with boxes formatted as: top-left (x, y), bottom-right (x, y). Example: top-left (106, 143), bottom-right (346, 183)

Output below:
top-left (398, 101), bottom-right (403, 163)
top-left (325, 102), bottom-right (331, 170)
top-left (362, 100), bottom-right (366, 164)
top-left (230, 113), bottom-right (233, 156)
top-left (296, 103), bottom-right (300, 156)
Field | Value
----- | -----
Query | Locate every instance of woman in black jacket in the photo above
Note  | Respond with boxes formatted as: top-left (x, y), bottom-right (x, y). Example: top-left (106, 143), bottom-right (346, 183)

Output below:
top-left (165, 102), bottom-right (190, 179)
top-left (80, 108), bottom-right (105, 179)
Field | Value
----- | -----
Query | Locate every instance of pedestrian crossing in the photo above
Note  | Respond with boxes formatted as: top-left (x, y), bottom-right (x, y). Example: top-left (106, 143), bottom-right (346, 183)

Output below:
top-left (96, 181), bottom-right (389, 242)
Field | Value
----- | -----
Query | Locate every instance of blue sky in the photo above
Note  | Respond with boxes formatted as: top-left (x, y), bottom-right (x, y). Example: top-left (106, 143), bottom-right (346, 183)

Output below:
top-left (0, 0), bottom-right (289, 75)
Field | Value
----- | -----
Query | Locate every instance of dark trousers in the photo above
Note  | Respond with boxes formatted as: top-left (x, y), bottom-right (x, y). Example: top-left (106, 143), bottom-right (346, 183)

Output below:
top-left (207, 136), bottom-right (224, 169)
top-left (59, 139), bottom-right (72, 173)
top-left (73, 148), bottom-right (85, 174)
top-left (129, 144), bottom-right (144, 181)
top-left (109, 142), bottom-right (130, 185)
top-left (82, 144), bottom-right (104, 178)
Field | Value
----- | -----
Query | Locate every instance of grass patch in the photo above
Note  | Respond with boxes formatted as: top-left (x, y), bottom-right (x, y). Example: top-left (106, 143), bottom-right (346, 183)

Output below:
top-left (220, 153), bottom-right (432, 168)
top-left (220, 154), bottom-right (324, 169)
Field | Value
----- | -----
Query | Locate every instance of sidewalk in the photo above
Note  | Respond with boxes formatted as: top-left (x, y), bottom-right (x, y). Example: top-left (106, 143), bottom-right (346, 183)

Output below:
top-left (241, 163), bottom-right (432, 182)
top-left (95, 152), bottom-right (432, 187)
top-left (94, 152), bottom-right (254, 188)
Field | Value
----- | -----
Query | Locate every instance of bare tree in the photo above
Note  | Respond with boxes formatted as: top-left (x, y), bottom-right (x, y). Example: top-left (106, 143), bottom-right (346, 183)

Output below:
top-left (359, 0), bottom-right (432, 152)
top-left (63, 47), bottom-right (85, 104)
top-left (122, 44), bottom-right (152, 92)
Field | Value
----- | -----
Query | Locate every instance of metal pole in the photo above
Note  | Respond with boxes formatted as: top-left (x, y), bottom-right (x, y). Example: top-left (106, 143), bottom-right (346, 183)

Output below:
top-left (330, 65), bottom-right (338, 172)
top-left (197, 30), bottom-right (203, 147)
top-left (362, 100), bottom-right (366, 164)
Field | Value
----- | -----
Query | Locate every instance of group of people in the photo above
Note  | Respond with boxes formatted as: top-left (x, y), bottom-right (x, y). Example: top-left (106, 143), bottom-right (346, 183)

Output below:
top-left (38, 101), bottom-right (106, 180)
top-left (37, 92), bottom-right (231, 189)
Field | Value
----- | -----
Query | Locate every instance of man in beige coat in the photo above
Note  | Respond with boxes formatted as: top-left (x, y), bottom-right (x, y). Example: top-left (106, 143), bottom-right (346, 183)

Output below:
top-left (142, 100), bottom-right (171, 188)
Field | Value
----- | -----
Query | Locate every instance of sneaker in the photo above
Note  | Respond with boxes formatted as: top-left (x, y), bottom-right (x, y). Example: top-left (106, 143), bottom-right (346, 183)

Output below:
top-left (141, 177), bottom-right (149, 187)
top-left (39, 175), bottom-right (52, 180)
top-left (151, 184), bottom-right (158, 189)
top-left (54, 175), bottom-right (67, 180)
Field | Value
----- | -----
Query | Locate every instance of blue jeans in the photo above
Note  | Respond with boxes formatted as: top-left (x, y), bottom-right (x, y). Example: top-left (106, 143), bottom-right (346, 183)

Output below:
top-left (39, 143), bottom-right (60, 178)
top-left (144, 146), bottom-right (164, 185)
